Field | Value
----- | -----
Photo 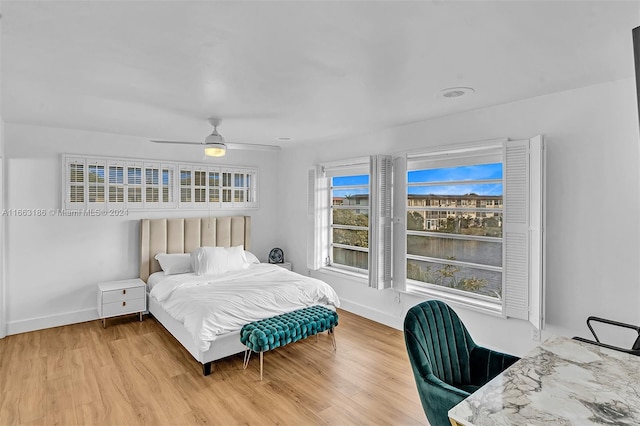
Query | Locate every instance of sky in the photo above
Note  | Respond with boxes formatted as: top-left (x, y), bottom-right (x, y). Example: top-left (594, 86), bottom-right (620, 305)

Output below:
top-left (332, 163), bottom-right (503, 197)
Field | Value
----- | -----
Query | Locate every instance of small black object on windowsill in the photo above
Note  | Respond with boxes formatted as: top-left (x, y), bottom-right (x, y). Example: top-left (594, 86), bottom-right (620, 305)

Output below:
top-left (268, 248), bottom-right (284, 264)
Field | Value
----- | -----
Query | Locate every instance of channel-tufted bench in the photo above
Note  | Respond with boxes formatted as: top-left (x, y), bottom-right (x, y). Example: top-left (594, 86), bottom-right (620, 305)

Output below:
top-left (240, 305), bottom-right (339, 380)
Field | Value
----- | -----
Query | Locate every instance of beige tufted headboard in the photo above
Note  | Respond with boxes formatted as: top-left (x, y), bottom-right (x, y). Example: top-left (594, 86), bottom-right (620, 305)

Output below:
top-left (139, 216), bottom-right (251, 282)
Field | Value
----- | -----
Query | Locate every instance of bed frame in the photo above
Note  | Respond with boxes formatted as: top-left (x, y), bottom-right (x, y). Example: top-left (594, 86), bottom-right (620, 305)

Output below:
top-left (140, 216), bottom-right (251, 375)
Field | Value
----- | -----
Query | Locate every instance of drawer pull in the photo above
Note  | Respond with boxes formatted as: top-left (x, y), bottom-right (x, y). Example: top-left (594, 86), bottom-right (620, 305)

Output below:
top-left (122, 289), bottom-right (127, 295)
top-left (122, 301), bottom-right (126, 307)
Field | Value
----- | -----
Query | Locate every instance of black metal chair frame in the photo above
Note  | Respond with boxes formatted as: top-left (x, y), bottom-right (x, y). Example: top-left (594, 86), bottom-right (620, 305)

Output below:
top-left (573, 316), bottom-right (640, 356)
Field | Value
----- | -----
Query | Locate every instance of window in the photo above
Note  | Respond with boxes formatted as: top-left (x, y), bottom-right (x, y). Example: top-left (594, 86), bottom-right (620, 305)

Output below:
top-left (308, 155), bottom-right (392, 289)
top-left (394, 137), bottom-right (544, 325)
top-left (208, 170), bottom-right (220, 203)
top-left (62, 155), bottom-right (257, 211)
top-left (330, 174), bottom-right (370, 272)
top-left (406, 162), bottom-right (504, 301)
top-left (108, 163), bottom-right (125, 204)
top-left (87, 161), bottom-right (105, 205)
top-left (69, 162), bottom-right (85, 204)
top-left (221, 170), bottom-right (233, 204)
top-left (308, 137), bottom-right (544, 326)
top-left (180, 169), bottom-right (192, 204)
top-left (127, 163), bottom-right (143, 206)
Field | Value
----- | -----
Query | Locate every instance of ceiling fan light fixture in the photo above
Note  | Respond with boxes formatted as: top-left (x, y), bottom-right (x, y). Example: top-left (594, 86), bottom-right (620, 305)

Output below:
top-left (204, 143), bottom-right (226, 157)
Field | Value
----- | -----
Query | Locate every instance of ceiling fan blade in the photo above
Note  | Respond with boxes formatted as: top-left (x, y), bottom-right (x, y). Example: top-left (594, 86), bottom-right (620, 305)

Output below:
top-left (225, 142), bottom-right (281, 151)
top-left (150, 140), bottom-right (204, 145)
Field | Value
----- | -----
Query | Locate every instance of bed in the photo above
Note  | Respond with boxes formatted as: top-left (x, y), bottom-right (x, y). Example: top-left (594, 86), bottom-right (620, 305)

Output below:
top-left (139, 215), bottom-right (340, 375)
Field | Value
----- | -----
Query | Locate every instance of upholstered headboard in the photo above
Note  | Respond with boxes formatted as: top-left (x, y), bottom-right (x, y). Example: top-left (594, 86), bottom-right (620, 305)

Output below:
top-left (139, 216), bottom-right (251, 282)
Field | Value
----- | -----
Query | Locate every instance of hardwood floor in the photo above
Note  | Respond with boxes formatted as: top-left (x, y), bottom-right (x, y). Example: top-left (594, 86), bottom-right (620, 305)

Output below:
top-left (0, 309), bottom-right (427, 425)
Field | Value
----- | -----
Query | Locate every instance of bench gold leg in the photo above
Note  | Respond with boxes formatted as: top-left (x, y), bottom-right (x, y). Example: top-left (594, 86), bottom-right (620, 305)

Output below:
top-left (243, 349), bottom-right (252, 370)
top-left (260, 351), bottom-right (263, 381)
top-left (330, 328), bottom-right (337, 351)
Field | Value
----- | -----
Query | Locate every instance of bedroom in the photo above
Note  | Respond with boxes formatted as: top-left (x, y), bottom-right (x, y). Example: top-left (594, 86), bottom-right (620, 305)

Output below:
top-left (1, 0), bottom-right (640, 425)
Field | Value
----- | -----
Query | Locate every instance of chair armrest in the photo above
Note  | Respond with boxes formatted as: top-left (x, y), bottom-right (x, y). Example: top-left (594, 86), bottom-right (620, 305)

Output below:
top-left (414, 373), bottom-right (470, 426)
top-left (469, 346), bottom-right (519, 386)
top-left (423, 373), bottom-right (471, 400)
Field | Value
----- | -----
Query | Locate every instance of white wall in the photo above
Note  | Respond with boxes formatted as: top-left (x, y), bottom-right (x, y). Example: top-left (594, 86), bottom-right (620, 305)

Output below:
top-left (278, 78), bottom-right (640, 356)
top-left (4, 123), bottom-right (280, 334)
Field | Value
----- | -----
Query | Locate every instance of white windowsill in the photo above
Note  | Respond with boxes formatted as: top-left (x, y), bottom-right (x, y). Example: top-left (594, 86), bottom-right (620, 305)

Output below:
top-left (401, 283), bottom-right (505, 318)
top-left (316, 266), bottom-right (369, 284)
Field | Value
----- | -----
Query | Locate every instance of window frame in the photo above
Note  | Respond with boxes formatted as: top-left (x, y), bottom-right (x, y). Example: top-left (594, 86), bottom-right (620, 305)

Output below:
top-left (394, 138), bottom-right (544, 323)
top-left (404, 154), bottom-right (505, 309)
top-left (62, 154), bottom-right (257, 211)
top-left (308, 155), bottom-right (393, 289)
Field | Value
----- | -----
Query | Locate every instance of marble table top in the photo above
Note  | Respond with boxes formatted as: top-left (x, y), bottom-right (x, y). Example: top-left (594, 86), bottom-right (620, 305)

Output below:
top-left (448, 335), bottom-right (640, 425)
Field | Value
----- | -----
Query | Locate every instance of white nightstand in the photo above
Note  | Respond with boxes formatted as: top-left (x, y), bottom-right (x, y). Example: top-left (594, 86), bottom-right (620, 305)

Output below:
top-left (97, 278), bottom-right (146, 328)
top-left (274, 262), bottom-right (292, 271)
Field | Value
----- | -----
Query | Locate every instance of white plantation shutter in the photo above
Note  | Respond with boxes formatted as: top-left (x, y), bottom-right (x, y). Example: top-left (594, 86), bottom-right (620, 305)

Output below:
top-left (307, 166), bottom-right (326, 270)
top-left (107, 160), bottom-right (126, 208)
top-left (528, 136), bottom-right (545, 330)
top-left (160, 163), bottom-right (177, 208)
top-left (126, 161), bottom-right (144, 208)
top-left (503, 137), bottom-right (545, 327)
top-left (369, 155), bottom-right (393, 289)
top-left (392, 156), bottom-right (408, 292)
top-left (86, 159), bottom-right (106, 209)
top-left (64, 157), bottom-right (86, 209)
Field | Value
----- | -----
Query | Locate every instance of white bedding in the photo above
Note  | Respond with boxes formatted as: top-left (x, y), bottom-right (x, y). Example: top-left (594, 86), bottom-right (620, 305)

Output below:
top-left (149, 263), bottom-right (340, 351)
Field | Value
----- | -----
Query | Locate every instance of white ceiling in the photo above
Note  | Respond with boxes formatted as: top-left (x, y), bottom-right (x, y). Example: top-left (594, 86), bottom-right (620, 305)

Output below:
top-left (2, 1), bottom-right (639, 147)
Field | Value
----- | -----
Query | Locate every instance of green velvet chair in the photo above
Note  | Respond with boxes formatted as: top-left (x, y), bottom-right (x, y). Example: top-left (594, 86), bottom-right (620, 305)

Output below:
top-left (404, 300), bottom-right (519, 426)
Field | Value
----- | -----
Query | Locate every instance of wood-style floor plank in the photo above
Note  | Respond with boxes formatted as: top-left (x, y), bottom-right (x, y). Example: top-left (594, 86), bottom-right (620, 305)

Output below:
top-left (0, 309), bottom-right (427, 425)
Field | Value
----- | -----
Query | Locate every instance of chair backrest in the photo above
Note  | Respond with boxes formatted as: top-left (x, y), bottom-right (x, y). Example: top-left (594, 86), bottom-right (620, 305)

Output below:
top-left (404, 300), bottom-right (477, 386)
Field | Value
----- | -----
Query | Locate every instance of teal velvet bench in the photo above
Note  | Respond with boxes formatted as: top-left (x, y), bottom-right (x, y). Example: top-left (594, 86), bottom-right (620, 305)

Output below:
top-left (240, 305), bottom-right (338, 380)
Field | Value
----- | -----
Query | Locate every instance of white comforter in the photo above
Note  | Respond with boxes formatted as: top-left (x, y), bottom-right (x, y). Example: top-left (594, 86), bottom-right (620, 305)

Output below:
top-left (149, 263), bottom-right (340, 351)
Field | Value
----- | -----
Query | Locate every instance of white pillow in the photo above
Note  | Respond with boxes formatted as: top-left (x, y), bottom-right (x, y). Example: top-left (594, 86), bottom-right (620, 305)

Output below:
top-left (191, 245), bottom-right (250, 275)
top-left (244, 250), bottom-right (260, 264)
top-left (227, 245), bottom-right (249, 270)
top-left (191, 247), bottom-right (227, 275)
top-left (155, 253), bottom-right (193, 275)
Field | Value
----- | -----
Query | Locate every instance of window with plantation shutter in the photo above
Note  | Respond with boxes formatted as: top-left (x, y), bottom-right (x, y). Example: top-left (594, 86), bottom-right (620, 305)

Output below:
top-left (162, 166), bottom-right (174, 204)
top-left (62, 155), bottom-right (257, 211)
top-left (143, 163), bottom-right (176, 208)
top-left (65, 157), bottom-right (85, 209)
top-left (396, 137), bottom-right (545, 324)
top-left (145, 166), bottom-right (160, 203)
top-left (209, 169), bottom-right (220, 204)
top-left (221, 170), bottom-right (233, 206)
top-left (179, 167), bottom-right (192, 206)
top-left (127, 162), bottom-right (143, 207)
top-left (87, 160), bottom-right (106, 207)
top-left (108, 162), bottom-right (125, 206)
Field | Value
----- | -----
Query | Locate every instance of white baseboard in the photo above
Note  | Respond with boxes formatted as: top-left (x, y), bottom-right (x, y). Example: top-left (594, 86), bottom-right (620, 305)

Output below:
top-left (7, 308), bottom-right (98, 335)
top-left (6, 300), bottom-right (402, 337)
top-left (339, 298), bottom-right (404, 331)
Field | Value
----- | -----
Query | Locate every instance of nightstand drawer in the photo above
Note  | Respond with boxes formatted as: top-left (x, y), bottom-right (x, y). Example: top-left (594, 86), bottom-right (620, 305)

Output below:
top-left (102, 286), bottom-right (145, 304)
top-left (101, 297), bottom-right (146, 318)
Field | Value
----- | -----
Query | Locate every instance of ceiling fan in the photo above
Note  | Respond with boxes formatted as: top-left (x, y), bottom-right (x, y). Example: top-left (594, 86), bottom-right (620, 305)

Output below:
top-left (150, 118), bottom-right (280, 157)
